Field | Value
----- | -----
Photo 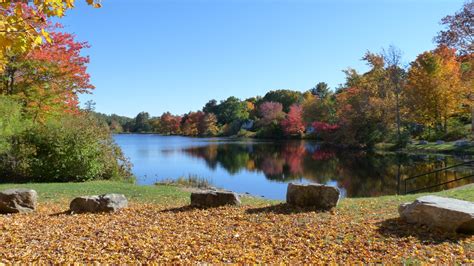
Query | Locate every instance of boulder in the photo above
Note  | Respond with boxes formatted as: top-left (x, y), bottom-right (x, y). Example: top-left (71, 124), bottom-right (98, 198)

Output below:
top-left (70, 194), bottom-right (128, 213)
top-left (0, 188), bottom-right (38, 214)
top-left (286, 183), bottom-right (340, 210)
top-left (436, 140), bottom-right (445, 145)
top-left (418, 140), bottom-right (428, 145)
top-left (191, 191), bottom-right (241, 207)
top-left (399, 195), bottom-right (474, 234)
top-left (455, 139), bottom-right (470, 147)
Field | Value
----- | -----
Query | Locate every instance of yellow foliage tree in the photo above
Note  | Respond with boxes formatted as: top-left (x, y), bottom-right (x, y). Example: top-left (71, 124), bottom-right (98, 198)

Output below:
top-left (405, 46), bottom-right (468, 132)
top-left (0, 1), bottom-right (100, 71)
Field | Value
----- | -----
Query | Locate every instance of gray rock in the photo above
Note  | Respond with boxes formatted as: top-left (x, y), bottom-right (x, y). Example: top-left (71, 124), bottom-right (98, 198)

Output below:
top-left (70, 194), bottom-right (128, 213)
top-left (286, 183), bottom-right (340, 210)
top-left (191, 191), bottom-right (241, 207)
top-left (399, 195), bottom-right (474, 234)
top-left (418, 140), bottom-right (428, 145)
top-left (454, 139), bottom-right (470, 147)
top-left (0, 188), bottom-right (38, 214)
top-left (436, 140), bottom-right (445, 145)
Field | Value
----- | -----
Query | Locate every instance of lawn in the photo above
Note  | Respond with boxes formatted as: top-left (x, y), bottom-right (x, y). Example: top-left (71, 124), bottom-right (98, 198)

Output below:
top-left (376, 140), bottom-right (474, 155)
top-left (0, 181), bottom-right (472, 263)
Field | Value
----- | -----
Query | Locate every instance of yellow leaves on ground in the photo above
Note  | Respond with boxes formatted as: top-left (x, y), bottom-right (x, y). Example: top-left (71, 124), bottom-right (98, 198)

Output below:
top-left (0, 200), bottom-right (472, 263)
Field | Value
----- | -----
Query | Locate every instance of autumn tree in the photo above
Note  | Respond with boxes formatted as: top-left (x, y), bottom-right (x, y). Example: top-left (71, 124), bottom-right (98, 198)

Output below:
top-left (335, 87), bottom-right (388, 147)
top-left (281, 104), bottom-right (305, 136)
top-left (181, 111), bottom-right (205, 136)
top-left (200, 113), bottom-right (219, 136)
top-left (1, 27), bottom-right (94, 122)
top-left (0, 1), bottom-right (101, 71)
top-left (159, 112), bottom-right (181, 135)
top-left (258, 101), bottom-right (285, 126)
top-left (459, 53), bottom-right (474, 135)
top-left (435, 1), bottom-right (474, 135)
top-left (405, 46), bottom-right (467, 133)
top-left (302, 91), bottom-right (336, 124)
top-left (333, 51), bottom-right (401, 147)
top-left (435, 1), bottom-right (473, 56)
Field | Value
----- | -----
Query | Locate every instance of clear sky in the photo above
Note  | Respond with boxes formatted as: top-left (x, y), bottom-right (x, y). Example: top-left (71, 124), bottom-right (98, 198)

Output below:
top-left (59, 0), bottom-right (465, 117)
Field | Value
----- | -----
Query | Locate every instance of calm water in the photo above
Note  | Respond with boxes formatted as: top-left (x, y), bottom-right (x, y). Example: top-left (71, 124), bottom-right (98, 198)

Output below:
top-left (114, 134), bottom-right (474, 200)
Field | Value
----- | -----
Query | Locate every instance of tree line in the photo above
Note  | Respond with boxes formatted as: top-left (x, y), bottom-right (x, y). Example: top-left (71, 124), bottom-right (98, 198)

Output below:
top-left (99, 1), bottom-right (473, 148)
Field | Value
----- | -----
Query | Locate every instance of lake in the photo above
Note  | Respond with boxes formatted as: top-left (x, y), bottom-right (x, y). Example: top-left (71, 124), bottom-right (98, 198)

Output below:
top-left (114, 134), bottom-right (474, 200)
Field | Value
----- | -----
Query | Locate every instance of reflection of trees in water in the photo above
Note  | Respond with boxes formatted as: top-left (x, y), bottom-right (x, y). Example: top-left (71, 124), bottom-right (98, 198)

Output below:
top-left (402, 157), bottom-right (474, 194)
top-left (182, 142), bottom-right (473, 197)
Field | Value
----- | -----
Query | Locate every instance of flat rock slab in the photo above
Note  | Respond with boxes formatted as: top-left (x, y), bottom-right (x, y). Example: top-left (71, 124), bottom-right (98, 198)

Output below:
top-left (0, 188), bottom-right (38, 214)
top-left (70, 194), bottom-right (128, 213)
top-left (399, 195), bottom-right (474, 234)
top-left (286, 183), bottom-right (340, 210)
top-left (191, 191), bottom-right (241, 207)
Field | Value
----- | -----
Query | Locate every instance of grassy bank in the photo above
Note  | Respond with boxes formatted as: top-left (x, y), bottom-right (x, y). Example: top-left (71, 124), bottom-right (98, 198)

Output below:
top-left (0, 181), bottom-right (472, 263)
top-left (376, 141), bottom-right (474, 155)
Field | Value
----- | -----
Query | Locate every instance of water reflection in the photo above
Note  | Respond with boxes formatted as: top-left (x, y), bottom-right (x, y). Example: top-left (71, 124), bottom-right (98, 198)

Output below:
top-left (114, 135), bottom-right (473, 199)
top-left (182, 141), bottom-right (474, 198)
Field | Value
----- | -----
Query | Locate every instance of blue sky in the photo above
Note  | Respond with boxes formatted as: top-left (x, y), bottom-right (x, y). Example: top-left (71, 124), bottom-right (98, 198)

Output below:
top-left (59, 0), bottom-right (464, 117)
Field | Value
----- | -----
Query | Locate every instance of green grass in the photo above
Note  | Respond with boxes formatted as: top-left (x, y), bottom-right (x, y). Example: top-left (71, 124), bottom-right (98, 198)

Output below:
top-left (0, 180), bottom-right (471, 207)
top-left (0, 181), bottom-right (189, 205)
top-left (376, 141), bottom-right (474, 155)
top-left (0, 180), bottom-right (274, 206)
top-left (340, 184), bottom-right (474, 214)
top-left (405, 141), bottom-right (474, 154)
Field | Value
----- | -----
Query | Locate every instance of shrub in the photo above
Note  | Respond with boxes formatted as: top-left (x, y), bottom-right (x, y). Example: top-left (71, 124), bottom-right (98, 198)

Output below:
top-left (255, 122), bottom-right (284, 138)
top-left (443, 118), bottom-right (469, 141)
top-left (0, 96), bottom-right (25, 154)
top-left (1, 113), bottom-right (132, 182)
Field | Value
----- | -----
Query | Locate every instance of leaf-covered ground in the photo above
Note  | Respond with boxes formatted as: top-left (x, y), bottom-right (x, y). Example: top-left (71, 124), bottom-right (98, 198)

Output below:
top-left (0, 188), bottom-right (473, 264)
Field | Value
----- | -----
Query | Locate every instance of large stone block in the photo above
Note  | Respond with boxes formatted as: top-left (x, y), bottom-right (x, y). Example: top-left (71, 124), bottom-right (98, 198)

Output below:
top-left (191, 191), bottom-right (241, 207)
top-left (70, 194), bottom-right (128, 213)
top-left (399, 195), bottom-right (474, 234)
top-left (0, 188), bottom-right (38, 214)
top-left (286, 183), bottom-right (340, 210)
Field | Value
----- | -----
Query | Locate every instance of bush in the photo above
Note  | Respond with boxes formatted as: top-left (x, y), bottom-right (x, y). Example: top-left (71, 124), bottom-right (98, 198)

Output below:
top-left (418, 118), bottom-right (469, 141)
top-left (255, 122), bottom-right (284, 139)
top-left (384, 130), bottom-right (411, 149)
top-left (1, 113), bottom-right (133, 182)
top-left (443, 118), bottom-right (469, 141)
top-left (0, 96), bottom-right (25, 154)
top-left (222, 120), bottom-right (243, 136)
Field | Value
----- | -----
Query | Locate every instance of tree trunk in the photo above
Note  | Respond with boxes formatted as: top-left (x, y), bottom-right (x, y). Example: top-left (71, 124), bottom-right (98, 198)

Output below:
top-left (395, 89), bottom-right (401, 143)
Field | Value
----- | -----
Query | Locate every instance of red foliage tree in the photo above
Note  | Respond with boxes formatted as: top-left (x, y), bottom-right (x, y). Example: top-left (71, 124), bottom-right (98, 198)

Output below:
top-left (181, 111), bottom-right (205, 136)
top-left (159, 112), bottom-right (182, 135)
top-left (7, 25), bottom-right (94, 122)
top-left (281, 104), bottom-right (305, 136)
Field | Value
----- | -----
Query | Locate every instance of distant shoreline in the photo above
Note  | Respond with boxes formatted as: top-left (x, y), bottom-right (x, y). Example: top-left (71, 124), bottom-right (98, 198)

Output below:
top-left (113, 133), bottom-right (474, 156)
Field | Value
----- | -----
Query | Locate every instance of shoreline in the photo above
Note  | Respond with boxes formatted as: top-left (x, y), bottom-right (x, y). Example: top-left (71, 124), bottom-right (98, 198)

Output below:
top-left (114, 133), bottom-right (474, 156)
